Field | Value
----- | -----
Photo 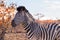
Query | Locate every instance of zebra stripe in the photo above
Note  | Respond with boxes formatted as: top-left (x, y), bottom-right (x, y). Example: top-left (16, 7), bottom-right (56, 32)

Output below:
top-left (24, 22), bottom-right (60, 40)
top-left (44, 23), bottom-right (60, 40)
top-left (24, 22), bottom-right (45, 40)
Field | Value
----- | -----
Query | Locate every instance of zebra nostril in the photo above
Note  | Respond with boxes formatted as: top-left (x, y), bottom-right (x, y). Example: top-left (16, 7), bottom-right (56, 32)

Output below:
top-left (11, 20), bottom-right (16, 27)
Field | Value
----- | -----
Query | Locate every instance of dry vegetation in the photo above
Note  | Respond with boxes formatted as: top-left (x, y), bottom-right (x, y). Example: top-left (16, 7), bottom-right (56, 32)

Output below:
top-left (0, 1), bottom-right (29, 40)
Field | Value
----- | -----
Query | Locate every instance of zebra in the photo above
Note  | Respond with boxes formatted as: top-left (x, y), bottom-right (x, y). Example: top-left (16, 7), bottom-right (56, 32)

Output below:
top-left (11, 6), bottom-right (60, 40)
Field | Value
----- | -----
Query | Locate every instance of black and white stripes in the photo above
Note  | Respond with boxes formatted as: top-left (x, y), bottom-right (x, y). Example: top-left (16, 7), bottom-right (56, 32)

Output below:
top-left (24, 22), bottom-right (60, 40)
top-left (24, 22), bottom-right (43, 40)
top-left (47, 23), bottom-right (60, 40)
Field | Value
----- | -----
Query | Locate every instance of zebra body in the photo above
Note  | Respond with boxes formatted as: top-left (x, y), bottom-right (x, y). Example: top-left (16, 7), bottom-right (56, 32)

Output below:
top-left (11, 6), bottom-right (60, 40)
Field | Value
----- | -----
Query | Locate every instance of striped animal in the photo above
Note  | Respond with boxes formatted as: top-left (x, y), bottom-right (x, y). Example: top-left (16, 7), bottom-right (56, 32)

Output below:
top-left (11, 6), bottom-right (60, 40)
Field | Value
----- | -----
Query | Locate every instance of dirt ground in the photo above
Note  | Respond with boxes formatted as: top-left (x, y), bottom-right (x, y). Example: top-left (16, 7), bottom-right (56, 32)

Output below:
top-left (4, 33), bottom-right (28, 40)
top-left (2, 23), bottom-right (29, 40)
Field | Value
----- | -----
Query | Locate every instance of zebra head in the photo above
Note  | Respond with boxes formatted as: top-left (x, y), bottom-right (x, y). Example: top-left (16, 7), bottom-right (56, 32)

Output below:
top-left (11, 6), bottom-right (35, 27)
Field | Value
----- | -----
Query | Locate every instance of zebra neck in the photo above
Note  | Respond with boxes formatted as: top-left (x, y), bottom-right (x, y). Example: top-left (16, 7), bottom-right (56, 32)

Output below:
top-left (24, 22), bottom-right (42, 39)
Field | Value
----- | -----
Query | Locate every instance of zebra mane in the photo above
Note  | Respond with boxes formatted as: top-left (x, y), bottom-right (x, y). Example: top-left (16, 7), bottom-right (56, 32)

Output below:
top-left (25, 12), bottom-right (35, 23)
